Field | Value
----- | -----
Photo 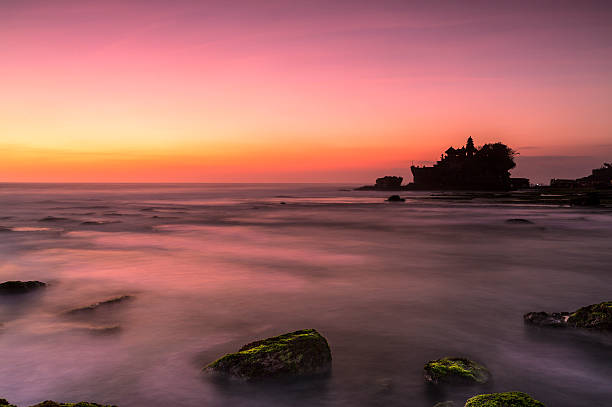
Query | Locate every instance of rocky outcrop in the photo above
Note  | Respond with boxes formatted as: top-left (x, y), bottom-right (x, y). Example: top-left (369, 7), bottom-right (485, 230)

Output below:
top-left (386, 195), bottom-right (405, 202)
top-left (506, 219), bottom-right (533, 224)
top-left (1, 400), bottom-right (115, 407)
top-left (523, 311), bottom-right (568, 327)
top-left (376, 176), bottom-right (403, 188)
top-left (524, 301), bottom-right (612, 330)
top-left (464, 391), bottom-right (544, 407)
top-left (0, 281), bottom-right (46, 295)
top-left (356, 176), bottom-right (405, 191)
top-left (65, 295), bottom-right (133, 315)
top-left (205, 329), bottom-right (332, 380)
top-left (424, 357), bottom-right (490, 385)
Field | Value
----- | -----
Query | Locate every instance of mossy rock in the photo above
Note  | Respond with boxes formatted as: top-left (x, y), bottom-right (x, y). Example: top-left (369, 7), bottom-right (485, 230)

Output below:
top-left (567, 301), bottom-right (612, 329)
top-left (464, 391), bottom-right (544, 407)
top-left (205, 329), bottom-right (332, 380)
top-left (0, 281), bottom-right (46, 295)
top-left (524, 301), bottom-right (612, 330)
top-left (424, 357), bottom-right (490, 385)
top-left (28, 401), bottom-right (116, 407)
top-left (0, 399), bottom-right (17, 407)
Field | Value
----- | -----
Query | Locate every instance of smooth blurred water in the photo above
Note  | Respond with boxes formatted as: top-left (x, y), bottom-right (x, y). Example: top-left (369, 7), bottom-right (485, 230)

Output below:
top-left (0, 183), bottom-right (611, 407)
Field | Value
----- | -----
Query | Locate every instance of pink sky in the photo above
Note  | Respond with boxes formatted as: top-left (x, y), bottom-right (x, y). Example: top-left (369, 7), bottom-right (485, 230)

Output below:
top-left (1, 0), bottom-right (611, 183)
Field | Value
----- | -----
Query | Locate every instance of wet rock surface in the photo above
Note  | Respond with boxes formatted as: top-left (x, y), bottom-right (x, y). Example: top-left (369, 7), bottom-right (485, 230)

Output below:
top-left (464, 391), bottom-right (544, 407)
top-left (64, 295), bottom-right (134, 315)
top-left (1, 400), bottom-right (115, 407)
top-left (424, 357), bottom-right (490, 385)
top-left (205, 329), bottom-right (332, 380)
top-left (524, 301), bottom-right (612, 330)
top-left (0, 281), bottom-right (46, 295)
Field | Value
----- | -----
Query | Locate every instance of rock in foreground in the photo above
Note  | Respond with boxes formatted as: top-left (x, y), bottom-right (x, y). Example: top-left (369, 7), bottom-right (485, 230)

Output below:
top-left (0, 281), bottom-right (46, 295)
top-left (424, 357), bottom-right (490, 385)
top-left (524, 301), bottom-right (612, 330)
top-left (1, 400), bottom-right (115, 407)
top-left (205, 329), bottom-right (332, 380)
top-left (464, 391), bottom-right (544, 407)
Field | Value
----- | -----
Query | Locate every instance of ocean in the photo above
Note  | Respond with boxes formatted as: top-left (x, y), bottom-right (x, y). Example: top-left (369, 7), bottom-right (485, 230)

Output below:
top-left (0, 183), bottom-right (611, 407)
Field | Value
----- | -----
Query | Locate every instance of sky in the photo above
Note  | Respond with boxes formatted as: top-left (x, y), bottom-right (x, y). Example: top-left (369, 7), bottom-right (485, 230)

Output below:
top-left (1, 0), bottom-right (611, 183)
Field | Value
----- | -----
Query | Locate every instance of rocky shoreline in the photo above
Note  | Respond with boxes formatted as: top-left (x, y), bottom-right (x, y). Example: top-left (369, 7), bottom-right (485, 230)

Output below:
top-left (3, 276), bottom-right (609, 406)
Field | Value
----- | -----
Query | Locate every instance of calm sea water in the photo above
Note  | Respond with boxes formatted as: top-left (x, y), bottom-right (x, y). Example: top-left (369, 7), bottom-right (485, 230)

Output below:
top-left (0, 183), bottom-right (611, 407)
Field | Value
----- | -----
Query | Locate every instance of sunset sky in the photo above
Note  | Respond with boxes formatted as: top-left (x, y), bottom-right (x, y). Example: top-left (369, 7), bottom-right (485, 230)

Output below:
top-left (1, 0), bottom-right (611, 183)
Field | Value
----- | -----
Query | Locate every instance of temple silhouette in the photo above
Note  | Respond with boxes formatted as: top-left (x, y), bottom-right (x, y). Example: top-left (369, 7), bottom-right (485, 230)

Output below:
top-left (410, 137), bottom-right (525, 190)
top-left (358, 137), bottom-right (529, 191)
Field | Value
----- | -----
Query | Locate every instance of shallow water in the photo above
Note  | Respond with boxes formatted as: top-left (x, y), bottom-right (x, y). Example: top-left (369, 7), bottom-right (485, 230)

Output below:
top-left (0, 183), bottom-right (611, 407)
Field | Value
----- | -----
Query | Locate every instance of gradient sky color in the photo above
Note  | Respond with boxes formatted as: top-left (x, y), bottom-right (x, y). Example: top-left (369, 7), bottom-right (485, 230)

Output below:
top-left (2, 0), bottom-right (612, 183)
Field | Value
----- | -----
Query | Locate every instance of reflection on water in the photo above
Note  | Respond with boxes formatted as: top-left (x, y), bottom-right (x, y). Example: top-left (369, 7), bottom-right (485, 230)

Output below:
top-left (1, 183), bottom-right (611, 407)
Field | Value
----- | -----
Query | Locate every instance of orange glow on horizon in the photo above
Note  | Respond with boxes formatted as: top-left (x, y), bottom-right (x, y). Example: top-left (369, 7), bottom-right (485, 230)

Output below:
top-left (1, 1), bottom-right (611, 183)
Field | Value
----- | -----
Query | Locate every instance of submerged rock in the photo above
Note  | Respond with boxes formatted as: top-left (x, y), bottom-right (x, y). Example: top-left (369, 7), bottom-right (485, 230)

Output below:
top-left (464, 391), bottom-right (544, 407)
top-left (433, 402), bottom-right (456, 407)
top-left (424, 357), bottom-right (490, 385)
top-left (65, 295), bottom-right (134, 315)
top-left (523, 311), bottom-right (569, 327)
top-left (205, 329), bottom-right (332, 380)
top-left (524, 301), bottom-right (612, 330)
top-left (0, 281), bottom-right (46, 295)
top-left (505, 218), bottom-right (534, 224)
top-left (28, 401), bottom-right (116, 407)
top-left (38, 216), bottom-right (68, 222)
top-left (386, 195), bottom-right (405, 202)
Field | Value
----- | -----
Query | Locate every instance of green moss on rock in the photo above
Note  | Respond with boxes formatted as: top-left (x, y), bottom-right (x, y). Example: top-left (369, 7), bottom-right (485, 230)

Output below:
top-left (424, 357), bottom-right (490, 385)
top-left (567, 301), bottom-right (612, 329)
top-left (0, 398), bottom-right (17, 407)
top-left (205, 329), bottom-right (332, 380)
top-left (464, 391), bottom-right (544, 407)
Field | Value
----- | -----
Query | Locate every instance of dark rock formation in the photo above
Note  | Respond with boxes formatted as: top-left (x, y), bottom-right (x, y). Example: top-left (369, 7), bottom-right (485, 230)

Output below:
top-left (424, 357), bottom-right (490, 385)
top-left (506, 219), bottom-right (534, 224)
top-left (464, 391), bottom-right (544, 407)
top-left (567, 302), bottom-right (612, 329)
top-left (376, 176), bottom-right (403, 188)
top-left (524, 301), bottom-right (612, 330)
top-left (205, 329), bottom-right (332, 380)
top-left (356, 176), bottom-right (405, 191)
top-left (570, 192), bottom-right (600, 206)
top-left (28, 401), bottom-right (116, 407)
top-left (38, 216), bottom-right (68, 222)
top-left (1, 400), bottom-right (115, 407)
top-left (523, 311), bottom-right (569, 327)
top-left (0, 281), bottom-right (46, 295)
top-left (386, 195), bottom-right (405, 202)
top-left (65, 295), bottom-right (134, 315)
